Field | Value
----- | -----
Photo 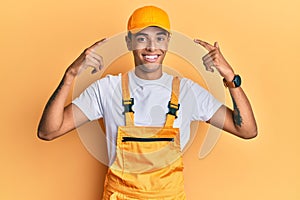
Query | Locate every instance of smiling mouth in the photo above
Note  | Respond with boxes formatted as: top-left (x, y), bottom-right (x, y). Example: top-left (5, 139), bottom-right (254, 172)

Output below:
top-left (142, 54), bottom-right (160, 63)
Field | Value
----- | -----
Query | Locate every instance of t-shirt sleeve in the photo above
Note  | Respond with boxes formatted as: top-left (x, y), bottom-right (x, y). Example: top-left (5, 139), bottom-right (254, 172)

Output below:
top-left (72, 80), bottom-right (104, 121)
top-left (188, 80), bottom-right (223, 122)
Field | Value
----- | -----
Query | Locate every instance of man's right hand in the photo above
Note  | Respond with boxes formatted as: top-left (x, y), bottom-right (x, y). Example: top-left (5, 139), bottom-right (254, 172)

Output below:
top-left (66, 38), bottom-right (107, 79)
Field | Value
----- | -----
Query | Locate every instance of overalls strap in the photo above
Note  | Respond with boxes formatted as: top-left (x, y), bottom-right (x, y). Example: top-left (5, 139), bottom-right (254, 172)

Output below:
top-left (164, 76), bottom-right (180, 127)
top-left (122, 73), bottom-right (134, 126)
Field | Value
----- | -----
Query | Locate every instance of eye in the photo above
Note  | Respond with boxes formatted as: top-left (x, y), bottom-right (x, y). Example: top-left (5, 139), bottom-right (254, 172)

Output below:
top-left (136, 36), bottom-right (147, 43)
top-left (157, 36), bottom-right (167, 42)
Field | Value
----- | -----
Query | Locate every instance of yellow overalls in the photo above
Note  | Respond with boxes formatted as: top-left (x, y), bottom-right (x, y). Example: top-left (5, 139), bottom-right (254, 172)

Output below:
top-left (102, 73), bottom-right (186, 200)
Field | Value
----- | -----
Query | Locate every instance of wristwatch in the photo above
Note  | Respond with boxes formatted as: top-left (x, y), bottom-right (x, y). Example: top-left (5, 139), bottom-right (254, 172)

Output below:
top-left (223, 75), bottom-right (241, 88)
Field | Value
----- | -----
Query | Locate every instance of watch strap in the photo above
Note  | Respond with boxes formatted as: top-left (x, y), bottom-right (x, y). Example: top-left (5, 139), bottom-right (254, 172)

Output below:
top-left (223, 75), bottom-right (241, 88)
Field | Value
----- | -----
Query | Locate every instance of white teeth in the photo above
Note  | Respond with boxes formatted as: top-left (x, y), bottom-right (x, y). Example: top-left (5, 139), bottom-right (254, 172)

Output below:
top-left (144, 55), bottom-right (158, 59)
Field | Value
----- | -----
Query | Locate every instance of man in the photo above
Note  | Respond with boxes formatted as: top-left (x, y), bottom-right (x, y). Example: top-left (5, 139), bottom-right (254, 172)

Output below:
top-left (38, 5), bottom-right (257, 199)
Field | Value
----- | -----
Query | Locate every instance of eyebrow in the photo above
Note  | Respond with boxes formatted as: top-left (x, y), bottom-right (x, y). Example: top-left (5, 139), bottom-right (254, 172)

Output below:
top-left (135, 33), bottom-right (148, 37)
top-left (156, 32), bottom-right (168, 36)
top-left (134, 31), bottom-right (168, 37)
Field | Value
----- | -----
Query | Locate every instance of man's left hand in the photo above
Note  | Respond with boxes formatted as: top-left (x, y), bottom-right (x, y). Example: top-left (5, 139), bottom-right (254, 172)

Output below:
top-left (194, 39), bottom-right (235, 81)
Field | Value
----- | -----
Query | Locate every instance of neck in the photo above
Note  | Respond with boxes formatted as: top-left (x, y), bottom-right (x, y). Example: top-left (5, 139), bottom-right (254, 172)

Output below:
top-left (134, 67), bottom-right (163, 80)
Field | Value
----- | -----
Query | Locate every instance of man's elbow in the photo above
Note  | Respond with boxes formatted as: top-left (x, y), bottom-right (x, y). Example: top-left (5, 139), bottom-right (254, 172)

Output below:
top-left (37, 130), bottom-right (56, 141)
top-left (240, 128), bottom-right (258, 139)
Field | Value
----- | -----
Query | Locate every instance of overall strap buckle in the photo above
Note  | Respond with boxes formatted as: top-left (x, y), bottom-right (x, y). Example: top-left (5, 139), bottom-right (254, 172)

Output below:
top-left (167, 101), bottom-right (180, 118)
top-left (122, 98), bottom-right (134, 114)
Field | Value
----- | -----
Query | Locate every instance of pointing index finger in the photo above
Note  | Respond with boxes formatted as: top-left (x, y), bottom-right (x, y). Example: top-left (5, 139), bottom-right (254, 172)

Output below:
top-left (194, 39), bottom-right (215, 51)
top-left (89, 38), bottom-right (108, 49)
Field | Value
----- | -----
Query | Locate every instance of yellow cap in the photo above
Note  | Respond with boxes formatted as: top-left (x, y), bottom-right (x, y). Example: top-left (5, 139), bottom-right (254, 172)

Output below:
top-left (127, 6), bottom-right (170, 34)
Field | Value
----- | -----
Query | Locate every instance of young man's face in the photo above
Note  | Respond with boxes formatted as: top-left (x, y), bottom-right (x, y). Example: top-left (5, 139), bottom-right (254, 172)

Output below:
top-left (126, 26), bottom-right (170, 74)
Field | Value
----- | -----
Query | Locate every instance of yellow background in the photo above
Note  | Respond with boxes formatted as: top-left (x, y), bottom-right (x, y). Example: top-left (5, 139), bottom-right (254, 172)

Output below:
top-left (1, 0), bottom-right (299, 199)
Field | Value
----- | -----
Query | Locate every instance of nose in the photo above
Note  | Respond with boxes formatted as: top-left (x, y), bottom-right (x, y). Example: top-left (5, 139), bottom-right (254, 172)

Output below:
top-left (146, 39), bottom-right (156, 51)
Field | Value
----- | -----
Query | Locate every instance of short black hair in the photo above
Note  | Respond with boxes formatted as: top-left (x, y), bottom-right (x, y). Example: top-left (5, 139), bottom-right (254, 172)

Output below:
top-left (127, 31), bottom-right (133, 39)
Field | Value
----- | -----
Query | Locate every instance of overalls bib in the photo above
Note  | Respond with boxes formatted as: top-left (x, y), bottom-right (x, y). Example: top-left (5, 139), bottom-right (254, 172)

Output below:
top-left (102, 73), bottom-right (186, 200)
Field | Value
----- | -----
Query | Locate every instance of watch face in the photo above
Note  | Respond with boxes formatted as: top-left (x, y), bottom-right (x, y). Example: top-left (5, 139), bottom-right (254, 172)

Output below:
top-left (233, 75), bottom-right (241, 87)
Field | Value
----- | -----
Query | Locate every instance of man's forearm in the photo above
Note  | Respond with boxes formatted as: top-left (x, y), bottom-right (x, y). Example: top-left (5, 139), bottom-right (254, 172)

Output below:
top-left (38, 72), bottom-right (75, 138)
top-left (228, 87), bottom-right (257, 138)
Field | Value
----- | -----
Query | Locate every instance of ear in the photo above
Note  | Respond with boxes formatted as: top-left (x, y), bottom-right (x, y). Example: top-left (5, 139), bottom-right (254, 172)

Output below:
top-left (125, 35), bottom-right (133, 51)
top-left (165, 33), bottom-right (171, 50)
top-left (167, 33), bottom-right (171, 42)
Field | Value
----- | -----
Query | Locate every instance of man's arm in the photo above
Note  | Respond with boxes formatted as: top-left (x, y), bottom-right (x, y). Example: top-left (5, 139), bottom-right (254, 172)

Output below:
top-left (37, 39), bottom-right (106, 140)
top-left (194, 39), bottom-right (257, 139)
top-left (208, 89), bottom-right (257, 139)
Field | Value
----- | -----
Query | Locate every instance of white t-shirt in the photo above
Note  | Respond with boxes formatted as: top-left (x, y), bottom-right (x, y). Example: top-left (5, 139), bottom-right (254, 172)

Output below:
top-left (73, 71), bottom-right (222, 162)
